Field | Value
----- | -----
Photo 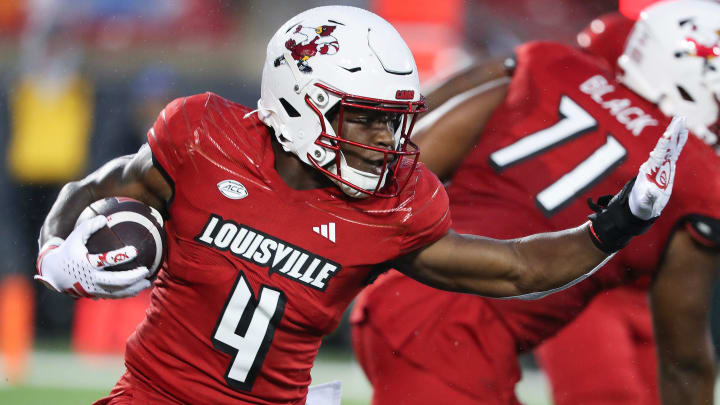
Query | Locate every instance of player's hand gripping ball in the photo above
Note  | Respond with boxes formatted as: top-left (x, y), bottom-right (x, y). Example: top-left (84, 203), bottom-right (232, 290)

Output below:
top-left (36, 197), bottom-right (166, 299)
top-left (77, 197), bottom-right (167, 275)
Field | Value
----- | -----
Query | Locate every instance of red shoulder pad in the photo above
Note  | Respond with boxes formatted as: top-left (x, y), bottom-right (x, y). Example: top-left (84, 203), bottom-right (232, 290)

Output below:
top-left (147, 93), bottom-right (211, 181)
top-left (397, 163), bottom-right (452, 255)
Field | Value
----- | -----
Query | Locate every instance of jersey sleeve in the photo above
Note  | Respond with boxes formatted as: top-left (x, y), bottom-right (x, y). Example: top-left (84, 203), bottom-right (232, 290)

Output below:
top-left (398, 165), bottom-right (452, 255)
top-left (147, 94), bottom-right (209, 182)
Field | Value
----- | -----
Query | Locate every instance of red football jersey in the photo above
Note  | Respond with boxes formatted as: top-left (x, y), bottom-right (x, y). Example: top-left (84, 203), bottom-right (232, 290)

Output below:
top-left (457, 42), bottom-right (720, 348)
top-left (352, 41), bottom-right (720, 391)
top-left (122, 93), bottom-right (450, 404)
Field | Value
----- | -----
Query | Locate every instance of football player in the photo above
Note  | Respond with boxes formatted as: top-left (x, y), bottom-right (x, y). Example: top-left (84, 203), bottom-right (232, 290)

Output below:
top-left (351, 1), bottom-right (718, 404)
top-left (534, 11), bottom-right (661, 405)
top-left (34, 5), bottom-right (685, 405)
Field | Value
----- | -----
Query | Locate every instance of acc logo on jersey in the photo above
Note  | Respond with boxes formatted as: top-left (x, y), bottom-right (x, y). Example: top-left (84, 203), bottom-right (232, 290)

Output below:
top-left (217, 180), bottom-right (248, 200)
top-left (273, 24), bottom-right (339, 73)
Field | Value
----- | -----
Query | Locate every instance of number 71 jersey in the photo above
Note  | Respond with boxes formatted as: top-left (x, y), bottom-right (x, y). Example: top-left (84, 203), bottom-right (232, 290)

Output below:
top-left (449, 41), bottom-right (720, 275)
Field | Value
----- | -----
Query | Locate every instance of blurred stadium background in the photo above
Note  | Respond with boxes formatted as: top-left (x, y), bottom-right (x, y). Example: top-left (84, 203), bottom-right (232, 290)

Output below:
top-left (1, 0), bottom-right (719, 403)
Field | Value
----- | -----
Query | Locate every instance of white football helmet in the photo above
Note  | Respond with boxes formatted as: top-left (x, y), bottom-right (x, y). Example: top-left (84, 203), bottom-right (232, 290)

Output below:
top-left (257, 6), bottom-right (426, 198)
top-left (618, 0), bottom-right (720, 146)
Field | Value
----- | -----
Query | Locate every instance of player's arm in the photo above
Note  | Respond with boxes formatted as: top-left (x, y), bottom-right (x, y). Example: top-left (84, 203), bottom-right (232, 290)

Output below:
top-left (413, 59), bottom-right (510, 180)
top-left (422, 57), bottom-right (511, 112)
top-left (39, 144), bottom-right (170, 245)
top-left (651, 227), bottom-right (719, 404)
top-left (36, 144), bottom-right (171, 299)
top-left (395, 117), bottom-right (689, 299)
top-left (395, 225), bottom-right (607, 298)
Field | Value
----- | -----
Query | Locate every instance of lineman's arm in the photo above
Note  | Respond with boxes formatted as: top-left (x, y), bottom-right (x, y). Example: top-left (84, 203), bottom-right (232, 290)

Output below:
top-left (414, 59), bottom-right (510, 180)
top-left (651, 229), bottom-right (719, 405)
top-left (36, 144), bottom-right (171, 298)
top-left (423, 58), bottom-right (510, 112)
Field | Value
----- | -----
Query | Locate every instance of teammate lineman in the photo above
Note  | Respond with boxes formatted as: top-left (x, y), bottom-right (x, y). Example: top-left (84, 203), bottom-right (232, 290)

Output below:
top-left (535, 11), bottom-right (660, 405)
top-left (35, 5), bottom-right (686, 405)
top-left (351, 1), bottom-right (719, 404)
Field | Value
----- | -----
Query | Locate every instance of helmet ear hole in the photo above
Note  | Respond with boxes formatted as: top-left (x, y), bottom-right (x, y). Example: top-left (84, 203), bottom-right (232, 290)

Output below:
top-left (677, 86), bottom-right (695, 102)
top-left (279, 98), bottom-right (301, 117)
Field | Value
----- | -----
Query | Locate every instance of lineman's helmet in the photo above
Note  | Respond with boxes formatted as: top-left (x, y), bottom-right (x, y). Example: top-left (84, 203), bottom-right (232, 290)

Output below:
top-left (618, 0), bottom-right (720, 145)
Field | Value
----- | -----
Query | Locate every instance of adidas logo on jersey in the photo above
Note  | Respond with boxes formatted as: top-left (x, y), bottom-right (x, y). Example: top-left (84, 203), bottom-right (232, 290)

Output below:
top-left (195, 214), bottom-right (341, 291)
top-left (312, 223), bottom-right (336, 243)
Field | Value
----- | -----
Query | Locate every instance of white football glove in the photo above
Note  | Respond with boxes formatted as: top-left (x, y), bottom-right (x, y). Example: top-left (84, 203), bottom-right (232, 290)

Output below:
top-left (629, 116), bottom-right (689, 220)
top-left (35, 215), bottom-right (152, 299)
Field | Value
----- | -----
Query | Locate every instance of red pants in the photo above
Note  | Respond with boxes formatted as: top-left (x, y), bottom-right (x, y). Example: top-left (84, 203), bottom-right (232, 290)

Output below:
top-left (351, 275), bottom-right (522, 405)
top-left (352, 321), bottom-right (524, 405)
top-left (535, 285), bottom-right (659, 405)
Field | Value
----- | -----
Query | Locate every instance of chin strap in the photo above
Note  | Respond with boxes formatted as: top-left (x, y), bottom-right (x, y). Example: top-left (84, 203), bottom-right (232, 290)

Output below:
top-left (250, 99), bottom-right (276, 120)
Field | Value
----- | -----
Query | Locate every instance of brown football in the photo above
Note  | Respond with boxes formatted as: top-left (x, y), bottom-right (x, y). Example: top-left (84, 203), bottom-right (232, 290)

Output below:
top-left (76, 197), bottom-right (167, 277)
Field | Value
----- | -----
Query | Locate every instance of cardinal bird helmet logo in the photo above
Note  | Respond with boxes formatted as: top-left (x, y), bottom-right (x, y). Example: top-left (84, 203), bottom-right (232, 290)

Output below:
top-left (676, 19), bottom-right (720, 74)
top-left (273, 24), bottom-right (339, 73)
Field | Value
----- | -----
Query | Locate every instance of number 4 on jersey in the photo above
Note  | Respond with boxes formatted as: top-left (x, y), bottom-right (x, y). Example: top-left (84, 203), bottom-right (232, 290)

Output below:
top-left (212, 272), bottom-right (286, 391)
top-left (489, 96), bottom-right (627, 216)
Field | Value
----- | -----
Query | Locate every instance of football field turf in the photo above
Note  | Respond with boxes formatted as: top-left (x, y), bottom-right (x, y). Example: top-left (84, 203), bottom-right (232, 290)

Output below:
top-left (0, 386), bottom-right (369, 405)
top-left (0, 349), bottom-right (556, 404)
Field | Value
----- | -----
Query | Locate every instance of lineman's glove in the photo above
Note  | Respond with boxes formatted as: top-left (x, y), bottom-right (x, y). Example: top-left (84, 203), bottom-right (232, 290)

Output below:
top-left (35, 215), bottom-right (152, 299)
top-left (588, 116), bottom-right (688, 253)
top-left (629, 116), bottom-right (688, 220)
